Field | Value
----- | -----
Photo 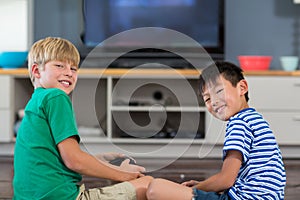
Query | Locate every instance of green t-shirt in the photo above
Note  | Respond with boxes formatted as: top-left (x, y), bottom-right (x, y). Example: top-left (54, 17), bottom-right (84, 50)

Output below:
top-left (13, 87), bottom-right (82, 200)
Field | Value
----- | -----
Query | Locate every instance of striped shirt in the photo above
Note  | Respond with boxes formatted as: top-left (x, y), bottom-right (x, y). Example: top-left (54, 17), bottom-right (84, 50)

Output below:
top-left (223, 108), bottom-right (286, 200)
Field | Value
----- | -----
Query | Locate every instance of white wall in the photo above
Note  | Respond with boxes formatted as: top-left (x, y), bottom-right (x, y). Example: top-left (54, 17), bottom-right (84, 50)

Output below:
top-left (0, 0), bottom-right (28, 52)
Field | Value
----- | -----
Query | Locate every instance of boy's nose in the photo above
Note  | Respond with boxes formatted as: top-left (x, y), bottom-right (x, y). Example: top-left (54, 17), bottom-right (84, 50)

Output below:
top-left (64, 67), bottom-right (73, 77)
top-left (211, 96), bottom-right (219, 107)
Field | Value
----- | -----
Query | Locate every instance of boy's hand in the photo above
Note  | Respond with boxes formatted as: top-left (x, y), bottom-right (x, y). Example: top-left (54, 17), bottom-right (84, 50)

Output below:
top-left (96, 153), bottom-right (145, 173)
top-left (181, 180), bottom-right (199, 187)
top-left (95, 152), bottom-right (129, 162)
top-left (109, 156), bottom-right (136, 166)
top-left (120, 159), bottom-right (146, 174)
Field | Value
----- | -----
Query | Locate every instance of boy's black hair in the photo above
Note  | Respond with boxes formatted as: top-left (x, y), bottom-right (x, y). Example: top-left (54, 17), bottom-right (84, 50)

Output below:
top-left (199, 61), bottom-right (249, 102)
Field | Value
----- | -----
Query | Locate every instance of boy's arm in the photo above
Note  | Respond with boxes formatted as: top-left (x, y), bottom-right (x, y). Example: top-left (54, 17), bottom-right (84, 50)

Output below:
top-left (95, 152), bottom-right (134, 163)
top-left (57, 136), bottom-right (145, 182)
top-left (95, 152), bottom-right (124, 162)
top-left (193, 150), bottom-right (242, 193)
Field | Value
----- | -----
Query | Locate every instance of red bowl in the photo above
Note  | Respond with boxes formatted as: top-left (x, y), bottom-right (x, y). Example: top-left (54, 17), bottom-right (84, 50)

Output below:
top-left (238, 56), bottom-right (272, 71)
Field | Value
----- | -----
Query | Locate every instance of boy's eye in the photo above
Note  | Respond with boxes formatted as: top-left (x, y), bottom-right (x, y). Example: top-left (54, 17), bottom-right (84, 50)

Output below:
top-left (204, 97), bottom-right (210, 103)
top-left (71, 67), bottom-right (78, 72)
top-left (216, 88), bottom-right (223, 94)
top-left (55, 64), bottom-right (64, 68)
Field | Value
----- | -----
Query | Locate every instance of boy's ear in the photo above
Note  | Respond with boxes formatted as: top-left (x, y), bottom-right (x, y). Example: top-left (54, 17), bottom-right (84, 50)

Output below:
top-left (239, 79), bottom-right (248, 96)
top-left (31, 63), bottom-right (41, 79)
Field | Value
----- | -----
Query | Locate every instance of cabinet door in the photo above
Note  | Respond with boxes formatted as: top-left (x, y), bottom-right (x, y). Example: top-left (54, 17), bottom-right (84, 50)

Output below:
top-left (0, 76), bottom-right (11, 109)
top-left (0, 76), bottom-right (13, 142)
top-left (246, 77), bottom-right (300, 110)
top-left (0, 110), bottom-right (12, 142)
top-left (246, 76), bottom-right (300, 145)
top-left (262, 112), bottom-right (300, 145)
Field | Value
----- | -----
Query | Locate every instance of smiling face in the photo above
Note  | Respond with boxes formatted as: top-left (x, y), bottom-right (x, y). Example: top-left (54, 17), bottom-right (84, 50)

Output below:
top-left (202, 75), bottom-right (249, 121)
top-left (32, 60), bottom-right (78, 95)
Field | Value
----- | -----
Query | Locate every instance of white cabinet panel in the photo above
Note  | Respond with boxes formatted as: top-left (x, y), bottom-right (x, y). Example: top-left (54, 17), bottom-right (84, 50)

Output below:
top-left (246, 76), bottom-right (300, 145)
top-left (263, 112), bottom-right (300, 145)
top-left (247, 77), bottom-right (300, 110)
top-left (0, 110), bottom-right (12, 142)
top-left (0, 76), bottom-right (11, 109)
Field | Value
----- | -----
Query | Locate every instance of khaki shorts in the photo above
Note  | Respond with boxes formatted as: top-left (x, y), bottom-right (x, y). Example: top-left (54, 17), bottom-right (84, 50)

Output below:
top-left (76, 182), bottom-right (136, 200)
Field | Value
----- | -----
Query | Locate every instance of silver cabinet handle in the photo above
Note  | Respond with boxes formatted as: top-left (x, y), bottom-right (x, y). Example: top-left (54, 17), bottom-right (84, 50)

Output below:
top-left (293, 83), bottom-right (300, 87)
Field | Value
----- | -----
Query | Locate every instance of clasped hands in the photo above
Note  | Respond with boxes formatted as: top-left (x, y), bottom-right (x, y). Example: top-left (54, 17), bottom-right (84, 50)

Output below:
top-left (95, 152), bottom-right (146, 175)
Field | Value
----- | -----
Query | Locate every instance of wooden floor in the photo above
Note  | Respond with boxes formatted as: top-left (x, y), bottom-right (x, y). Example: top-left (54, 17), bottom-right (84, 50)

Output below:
top-left (1, 156), bottom-right (299, 199)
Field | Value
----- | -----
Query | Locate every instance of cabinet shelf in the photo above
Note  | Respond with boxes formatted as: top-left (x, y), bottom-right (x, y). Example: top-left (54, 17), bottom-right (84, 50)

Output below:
top-left (110, 106), bottom-right (206, 112)
top-left (2, 69), bottom-right (300, 158)
top-left (81, 137), bottom-right (205, 144)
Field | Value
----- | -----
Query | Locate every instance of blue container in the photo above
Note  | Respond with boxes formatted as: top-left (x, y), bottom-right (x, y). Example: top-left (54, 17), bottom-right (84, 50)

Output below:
top-left (0, 51), bottom-right (28, 69)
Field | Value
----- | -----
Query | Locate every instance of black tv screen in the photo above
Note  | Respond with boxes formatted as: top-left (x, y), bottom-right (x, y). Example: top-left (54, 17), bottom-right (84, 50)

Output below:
top-left (82, 0), bottom-right (224, 58)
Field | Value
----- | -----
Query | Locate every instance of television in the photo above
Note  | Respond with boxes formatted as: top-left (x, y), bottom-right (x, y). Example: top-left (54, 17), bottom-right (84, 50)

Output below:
top-left (81, 0), bottom-right (224, 68)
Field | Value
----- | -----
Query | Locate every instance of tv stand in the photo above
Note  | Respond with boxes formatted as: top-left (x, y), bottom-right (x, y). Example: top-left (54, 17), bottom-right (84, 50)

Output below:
top-left (80, 48), bottom-right (223, 69)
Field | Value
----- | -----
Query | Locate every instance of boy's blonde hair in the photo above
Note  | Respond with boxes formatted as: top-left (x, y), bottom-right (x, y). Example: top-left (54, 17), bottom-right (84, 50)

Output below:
top-left (28, 37), bottom-right (80, 83)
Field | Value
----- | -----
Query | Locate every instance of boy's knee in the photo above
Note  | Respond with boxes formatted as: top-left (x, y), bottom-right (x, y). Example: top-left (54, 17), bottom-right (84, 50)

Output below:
top-left (131, 176), bottom-right (153, 200)
top-left (146, 178), bottom-right (164, 200)
top-left (129, 175), bottom-right (153, 190)
top-left (140, 175), bottom-right (154, 188)
top-left (144, 175), bottom-right (154, 182)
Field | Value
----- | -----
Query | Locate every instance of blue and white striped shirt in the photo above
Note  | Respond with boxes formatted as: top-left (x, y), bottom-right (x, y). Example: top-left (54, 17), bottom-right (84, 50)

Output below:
top-left (223, 108), bottom-right (286, 200)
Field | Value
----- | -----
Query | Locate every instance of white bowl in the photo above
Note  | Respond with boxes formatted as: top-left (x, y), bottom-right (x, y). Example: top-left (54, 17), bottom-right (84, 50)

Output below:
top-left (280, 56), bottom-right (299, 71)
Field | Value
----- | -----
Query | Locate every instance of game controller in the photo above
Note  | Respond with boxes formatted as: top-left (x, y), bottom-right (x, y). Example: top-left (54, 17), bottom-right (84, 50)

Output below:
top-left (109, 156), bottom-right (136, 166)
